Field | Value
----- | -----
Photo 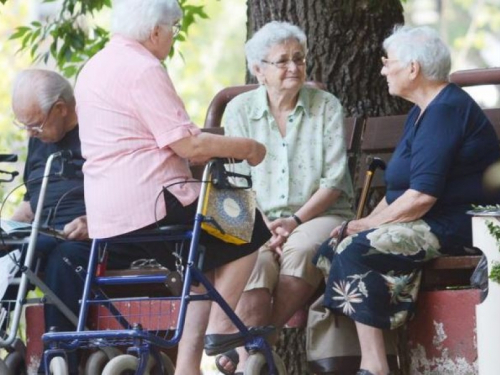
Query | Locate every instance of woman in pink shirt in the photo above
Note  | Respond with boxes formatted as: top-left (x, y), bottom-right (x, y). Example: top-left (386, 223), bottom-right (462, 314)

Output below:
top-left (75, 0), bottom-right (270, 373)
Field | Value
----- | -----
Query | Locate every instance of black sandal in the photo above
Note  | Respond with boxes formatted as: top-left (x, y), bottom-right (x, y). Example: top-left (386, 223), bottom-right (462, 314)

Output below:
top-left (215, 348), bottom-right (239, 375)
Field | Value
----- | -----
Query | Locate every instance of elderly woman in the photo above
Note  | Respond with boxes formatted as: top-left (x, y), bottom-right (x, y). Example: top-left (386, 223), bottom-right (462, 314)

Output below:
top-left (315, 26), bottom-right (500, 375)
top-left (75, 0), bottom-right (270, 374)
top-left (217, 21), bottom-right (354, 374)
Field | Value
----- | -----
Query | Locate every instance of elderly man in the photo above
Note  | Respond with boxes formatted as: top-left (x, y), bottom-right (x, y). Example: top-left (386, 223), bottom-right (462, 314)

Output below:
top-left (8, 68), bottom-right (90, 374)
top-left (10, 69), bottom-right (89, 334)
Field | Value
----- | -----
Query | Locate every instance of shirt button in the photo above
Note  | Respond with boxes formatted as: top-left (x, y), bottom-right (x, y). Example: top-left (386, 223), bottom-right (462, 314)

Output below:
top-left (282, 169), bottom-right (285, 173)
top-left (288, 118), bottom-right (293, 122)
top-left (282, 143), bottom-right (286, 147)
top-left (281, 195), bottom-right (285, 199)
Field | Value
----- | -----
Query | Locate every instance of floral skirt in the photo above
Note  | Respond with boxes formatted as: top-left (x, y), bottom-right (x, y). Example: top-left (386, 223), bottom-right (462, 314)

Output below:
top-left (314, 220), bottom-right (442, 330)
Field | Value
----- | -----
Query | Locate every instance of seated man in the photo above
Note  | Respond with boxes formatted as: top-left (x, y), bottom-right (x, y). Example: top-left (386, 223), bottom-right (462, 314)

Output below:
top-left (7, 69), bottom-right (142, 374)
top-left (10, 68), bottom-right (89, 338)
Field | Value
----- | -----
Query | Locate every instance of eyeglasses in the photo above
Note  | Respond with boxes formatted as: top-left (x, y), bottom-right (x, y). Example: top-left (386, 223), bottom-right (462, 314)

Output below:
top-left (261, 55), bottom-right (306, 69)
top-left (381, 56), bottom-right (399, 67)
top-left (13, 99), bottom-right (59, 134)
top-left (172, 22), bottom-right (181, 38)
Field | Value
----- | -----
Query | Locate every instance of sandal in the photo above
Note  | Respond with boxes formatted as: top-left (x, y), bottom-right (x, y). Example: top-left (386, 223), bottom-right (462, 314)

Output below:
top-left (204, 325), bottom-right (275, 356)
top-left (215, 348), bottom-right (239, 375)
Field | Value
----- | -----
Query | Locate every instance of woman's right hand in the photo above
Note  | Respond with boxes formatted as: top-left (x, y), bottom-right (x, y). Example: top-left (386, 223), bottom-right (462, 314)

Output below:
top-left (246, 141), bottom-right (266, 166)
top-left (329, 218), bottom-right (372, 238)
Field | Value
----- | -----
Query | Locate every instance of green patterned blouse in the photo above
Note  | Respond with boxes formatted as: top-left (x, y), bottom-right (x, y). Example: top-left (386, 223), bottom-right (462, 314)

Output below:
top-left (223, 85), bottom-right (354, 220)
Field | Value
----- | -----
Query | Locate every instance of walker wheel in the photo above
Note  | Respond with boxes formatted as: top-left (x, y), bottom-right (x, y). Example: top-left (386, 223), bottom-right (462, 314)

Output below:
top-left (84, 347), bottom-right (122, 375)
top-left (49, 356), bottom-right (69, 375)
top-left (0, 359), bottom-right (14, 375)
top-left (102, 353), bottom-right (155, 375)
top-left (244, 350), bottom-right (287, 375)
top-left (5, 351), bottom-right (27, 375)
top-left (149, 352), bottom-right (175, 375)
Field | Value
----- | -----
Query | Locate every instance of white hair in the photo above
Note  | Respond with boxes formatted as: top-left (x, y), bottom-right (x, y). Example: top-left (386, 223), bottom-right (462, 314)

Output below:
top-left (383, 25), bottom-right (451, 82)
top-left (12, 69), bottom-right (74, 114)
top-left (245, 21), bottom-right (308, 77)
top-left (111, 0), bottom-right (183, 42)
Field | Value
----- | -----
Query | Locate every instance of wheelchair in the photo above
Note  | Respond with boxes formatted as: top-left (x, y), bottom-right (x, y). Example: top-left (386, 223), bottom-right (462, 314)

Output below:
top-left (42, 159), bottom-right (287, 375)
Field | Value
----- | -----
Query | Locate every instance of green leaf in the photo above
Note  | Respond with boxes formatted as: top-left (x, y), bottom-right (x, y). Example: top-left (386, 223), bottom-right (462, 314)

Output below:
top-left (9, 26), bottom-right (31, 40)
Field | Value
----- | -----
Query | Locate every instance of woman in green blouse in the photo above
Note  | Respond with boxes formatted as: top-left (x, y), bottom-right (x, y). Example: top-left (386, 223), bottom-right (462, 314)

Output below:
top-left (215, 21), bottom-right (354, 374)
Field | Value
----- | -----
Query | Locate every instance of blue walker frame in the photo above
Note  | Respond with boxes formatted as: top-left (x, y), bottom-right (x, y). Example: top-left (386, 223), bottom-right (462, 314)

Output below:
top-left (42, 159), bottom-right (279, 374)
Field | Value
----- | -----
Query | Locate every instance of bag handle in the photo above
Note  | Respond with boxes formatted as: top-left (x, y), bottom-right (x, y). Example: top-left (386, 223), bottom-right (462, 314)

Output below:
top-left (210, 158), bottom-right (252, 190)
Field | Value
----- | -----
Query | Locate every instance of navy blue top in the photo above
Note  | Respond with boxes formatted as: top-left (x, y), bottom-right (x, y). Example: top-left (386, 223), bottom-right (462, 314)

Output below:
top-left (385, 83), bottom-right (500, 251)
top-left (23, 126), bottom-right (85, 228)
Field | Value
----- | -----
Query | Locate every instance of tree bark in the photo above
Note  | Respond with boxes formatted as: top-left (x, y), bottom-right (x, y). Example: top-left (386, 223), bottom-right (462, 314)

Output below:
top-left (246, 0), bottom-right (410, 117)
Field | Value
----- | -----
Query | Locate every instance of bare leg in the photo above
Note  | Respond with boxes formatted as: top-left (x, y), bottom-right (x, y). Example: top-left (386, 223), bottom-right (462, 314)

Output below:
top-left (356, 321), bottom-right (389, 375)
top-left (226, 276), bottom-right (316, 373)
top-left (175, 282), bottom-right (212, 375)
top-left (206, 251), bottom-right (258, 334)
top-left (176, 252), bottom-right (257, 374)
top-left (270, 275), bottom-right (317, 329)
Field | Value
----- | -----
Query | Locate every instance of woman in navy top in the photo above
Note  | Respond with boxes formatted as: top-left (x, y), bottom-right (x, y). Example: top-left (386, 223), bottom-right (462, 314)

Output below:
top-left (314, 26), bottom-right (500, 375)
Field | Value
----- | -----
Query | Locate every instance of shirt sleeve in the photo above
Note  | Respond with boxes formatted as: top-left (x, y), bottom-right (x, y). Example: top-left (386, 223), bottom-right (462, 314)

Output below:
top-left (130, 64), bottom-right (201, 149)
top-left (222, 98), bottom-right (252, 178)
top-left (320, 96), bottom-right (351, 195)
top-left (410, 104), bottom-right (464, 197)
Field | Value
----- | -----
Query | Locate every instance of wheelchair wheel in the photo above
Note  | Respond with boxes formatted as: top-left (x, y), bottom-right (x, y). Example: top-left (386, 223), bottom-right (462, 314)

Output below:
top-left (49, 356), bottom-right (69, 375)
top-left (84, 347), bottom-right (122, 375)
top-left (5, 351), bottom-right (27, 375)
top-left (0, 359), bottom-right (13, 375)
top-left (150, 352), bottom-right (175, 375)
top-left (102, 354), bottom-right (155, 375)
top-left (244, 351), bottom-right (286, 375)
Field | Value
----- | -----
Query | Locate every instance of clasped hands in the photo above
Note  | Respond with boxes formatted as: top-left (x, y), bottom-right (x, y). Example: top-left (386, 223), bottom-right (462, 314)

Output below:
top-left (266, 216), bottom-right (299, 260)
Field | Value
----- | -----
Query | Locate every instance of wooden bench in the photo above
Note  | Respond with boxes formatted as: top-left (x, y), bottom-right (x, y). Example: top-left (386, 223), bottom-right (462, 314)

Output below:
top-left (201, 68), bottom-right (500, 374)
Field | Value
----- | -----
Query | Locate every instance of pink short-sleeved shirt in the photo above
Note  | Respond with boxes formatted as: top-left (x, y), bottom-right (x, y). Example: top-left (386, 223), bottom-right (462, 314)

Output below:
top-left (75, 35), bottom-right (201, 238)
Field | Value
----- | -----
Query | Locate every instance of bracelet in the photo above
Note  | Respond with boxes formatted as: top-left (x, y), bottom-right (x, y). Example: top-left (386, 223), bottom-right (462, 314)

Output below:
top-left (292, 214), bottom-right (303, 226)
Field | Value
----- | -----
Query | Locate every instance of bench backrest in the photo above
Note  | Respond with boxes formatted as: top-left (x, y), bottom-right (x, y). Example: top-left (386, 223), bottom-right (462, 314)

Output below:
top-left (203, 81), bottom-right (326, 129)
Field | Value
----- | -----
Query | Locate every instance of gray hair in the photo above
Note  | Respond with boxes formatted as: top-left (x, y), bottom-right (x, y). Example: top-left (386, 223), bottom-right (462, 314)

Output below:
top-left (245, 21), bottom-right (308, 77)
top-left (111, 0), bottom-right (182, 42)
top-left (383, 25), bottom-right (451, 82)
top-left (12, 69), bottom-right (74, 114)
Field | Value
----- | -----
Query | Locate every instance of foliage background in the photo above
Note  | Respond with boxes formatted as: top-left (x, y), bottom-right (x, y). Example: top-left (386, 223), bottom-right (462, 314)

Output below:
top-left (0, 0), bottom-right (499, 218)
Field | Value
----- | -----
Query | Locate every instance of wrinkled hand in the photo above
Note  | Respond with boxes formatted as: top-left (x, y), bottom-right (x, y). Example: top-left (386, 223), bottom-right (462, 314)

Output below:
top-left (246, 141), bottom-right (266, 166)
top-left (267, 217), bottom-right (298, 258)
top-left (329, 218), bottom-right (371, 238)
top-left (63, 216), bottom-right (89, 241)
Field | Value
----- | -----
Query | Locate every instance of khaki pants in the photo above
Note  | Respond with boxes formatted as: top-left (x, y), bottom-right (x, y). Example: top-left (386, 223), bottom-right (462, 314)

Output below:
top-left (244, 215), bottom-right (346, 292)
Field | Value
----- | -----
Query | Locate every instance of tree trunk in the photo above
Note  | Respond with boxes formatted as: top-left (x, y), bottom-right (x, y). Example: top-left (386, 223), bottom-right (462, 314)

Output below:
top-left (246, 0), bottom-right (410, 117)
top-left (246, 1), bottom-right (411, 374)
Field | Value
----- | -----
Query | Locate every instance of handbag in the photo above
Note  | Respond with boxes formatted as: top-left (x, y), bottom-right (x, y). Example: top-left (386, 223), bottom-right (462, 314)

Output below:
top-left (201, 160), bottom-right (256, 245)
top-left (306, 295), bottom-right (400, 374)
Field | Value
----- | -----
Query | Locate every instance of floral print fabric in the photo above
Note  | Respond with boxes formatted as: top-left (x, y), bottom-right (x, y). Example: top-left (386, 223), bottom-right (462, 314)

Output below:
top-left (314, 220), bottom-right (441, 329)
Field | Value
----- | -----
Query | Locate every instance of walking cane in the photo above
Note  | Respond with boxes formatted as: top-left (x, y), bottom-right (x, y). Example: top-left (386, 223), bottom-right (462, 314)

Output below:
top-left (356, 156), bottom-right (386, 220)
